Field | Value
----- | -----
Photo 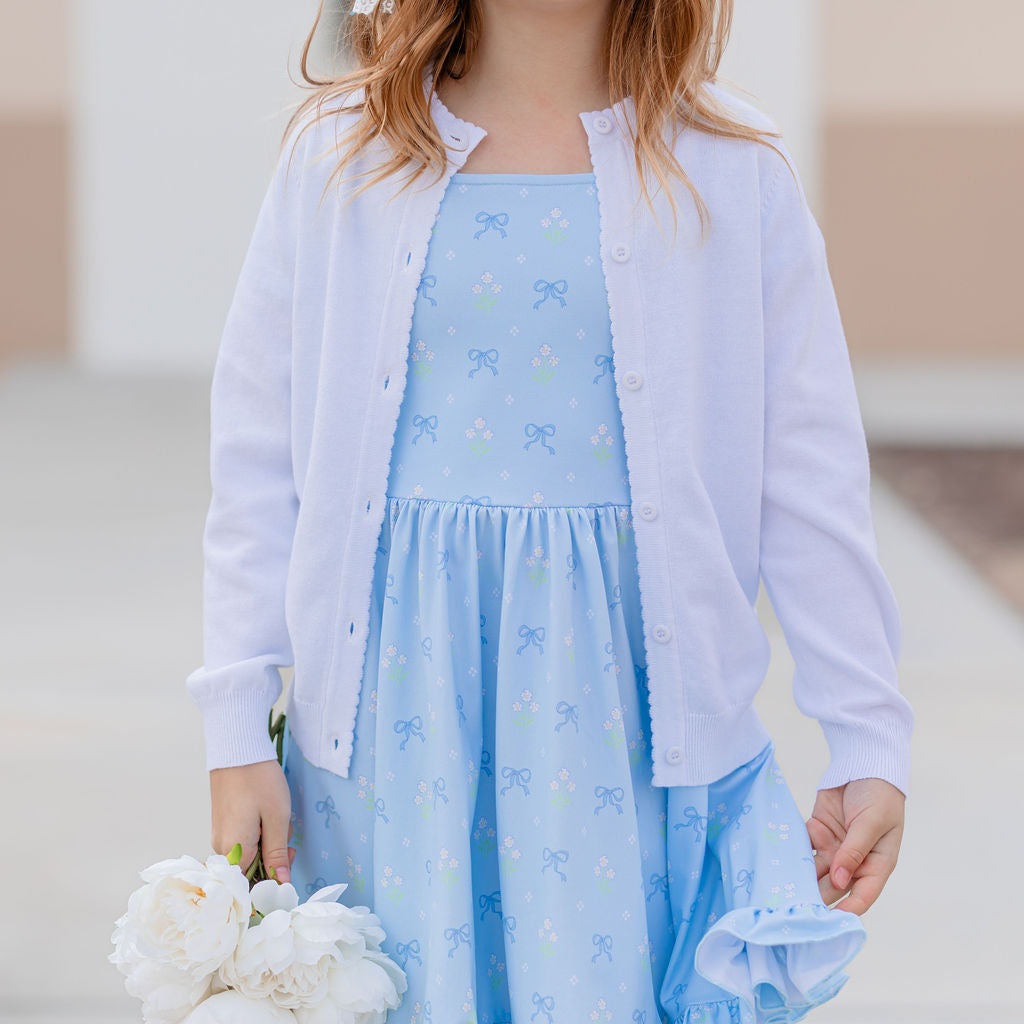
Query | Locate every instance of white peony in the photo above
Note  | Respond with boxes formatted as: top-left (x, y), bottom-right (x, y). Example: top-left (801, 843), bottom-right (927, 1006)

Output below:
top-left (292, 949), bottom-right (407, 1024)
top-left (110, 853), bottom-right (253, 1022)
top-left (218, 881), bottom-right (352, 1010)
top-left (218, 880), bottom-right (406, 1018)
top-left (116, 957), bottom-right (215, 1024)
top-left (182, 989), bottom-right (297, 1023)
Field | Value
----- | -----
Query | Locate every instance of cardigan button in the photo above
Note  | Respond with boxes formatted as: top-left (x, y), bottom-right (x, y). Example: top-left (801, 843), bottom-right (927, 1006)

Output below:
top-left (652, 623), bottom-right (672, 643)
top-left (622, 370), bottom-right (643, 390)
top-left (665, 745), bottom-right (683, 764)
top-left (593, 114), bottom-right (613, 134)
top-left (638, 502), bottom-right (658, 521)
top-left (611, 243), bottom-right (631, 263)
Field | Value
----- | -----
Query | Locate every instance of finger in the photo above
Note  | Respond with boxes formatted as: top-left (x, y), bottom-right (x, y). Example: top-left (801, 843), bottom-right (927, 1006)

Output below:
top-left (261, 806), bottom-right (293, 885)
top-left (831, 867), bottom-right (885, 916)
top-left (829, 810), bottom-right (882, 891)
top-left (819, 874), bottom-right (851, 907)
top-left (805, 817), bottom-right (840, 883)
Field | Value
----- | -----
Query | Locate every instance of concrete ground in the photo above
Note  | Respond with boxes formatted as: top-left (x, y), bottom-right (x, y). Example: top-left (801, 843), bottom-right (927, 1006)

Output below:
top-left (1, 357), bottom-right (1021, 1023)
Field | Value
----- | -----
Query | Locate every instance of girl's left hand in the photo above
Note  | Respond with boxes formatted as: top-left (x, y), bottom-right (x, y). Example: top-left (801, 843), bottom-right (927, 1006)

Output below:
top-left (805, 777), bottom-right (906, 914)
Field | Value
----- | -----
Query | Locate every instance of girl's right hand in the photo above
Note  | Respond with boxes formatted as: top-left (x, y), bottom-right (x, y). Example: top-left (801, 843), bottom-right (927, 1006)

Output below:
top-left (209, 759), bottom-right (295, 884)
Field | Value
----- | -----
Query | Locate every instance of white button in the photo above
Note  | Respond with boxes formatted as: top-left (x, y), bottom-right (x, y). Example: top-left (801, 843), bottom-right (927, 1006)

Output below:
top-left (652, 623), bottom-right (672, 643)
top-left (594, 114), bottom-right (613, 134)
top-left (611, 243), bottom-right (631, 262)
top-left (665, 746), bottom-right (683, 764)
top-left (622, 370), bottom-right (643, 390)
top-left (639, 503), bottom-right (658, 521)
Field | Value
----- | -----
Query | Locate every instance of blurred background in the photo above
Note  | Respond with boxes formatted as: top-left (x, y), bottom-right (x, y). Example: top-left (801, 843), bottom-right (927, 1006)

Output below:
top-left (1, 1), bottom-right (1021, 1021)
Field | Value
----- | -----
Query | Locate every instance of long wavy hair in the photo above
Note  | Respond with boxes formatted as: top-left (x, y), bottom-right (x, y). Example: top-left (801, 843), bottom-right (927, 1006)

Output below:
top-left (279, 0), bottom-right (792, 244)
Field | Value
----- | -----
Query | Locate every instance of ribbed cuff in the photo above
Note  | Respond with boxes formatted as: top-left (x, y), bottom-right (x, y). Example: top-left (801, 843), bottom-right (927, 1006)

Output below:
top-left (817, 717), bottom-right (913, 800)
top-left (185, 658), bottom-right (284, 771)
top-left (199, 688), bottom-right (280, 771)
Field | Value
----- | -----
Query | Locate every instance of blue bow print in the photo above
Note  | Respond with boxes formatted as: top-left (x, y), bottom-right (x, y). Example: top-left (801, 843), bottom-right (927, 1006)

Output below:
top-left (533, 278), bottom-right (568, 309)
top-left (500, 765), bottom-right (532, 796)
top-left (593, 784), bottom-right (625, 815)
top-left (418, 273), bottom-right (437, 305)
top-left (444, 922), bottom-right (471, 958)
top-left (523, 422), bottom-right (556, 454)
top-left (481, 748), bottom-right (492, 776)
top-left (473, 210), bottom-right (509, 238)
top-left (504, 914), bottom-right (517, 943)
top-left (565, 552), bottom-right (577, 589)
top-left (591, 933), bottom-right (613, 963)
top-left (530, 993), bottom-right (555, 1022)
top-left (647, 871), bottom-right (669, 902)
top-left (421, 635), bottom-right (432, 661)
top-left (670, 983), bottom-right (688, 1014)
top-left (675, 804), bottom-right (709, 841)
top-left (412, 413), bottom-right (438, 444)
top-left (734, 868), bottom-right (754, 897)
top-left (516, 624), bottom-right (546, 654)
top-left (436, 548), bottom-right (451, 581)
top-left (478, 890), bottom-right (501, 920)
top-left (554, 700), bottom-right (579, 733)
top-left (393, 715), bottom-right (426, 750)
top-left (593, 352), bottom-right (613, 383)
top-left (431, 777), bottom-right (448, 808)
top-left (455, 692), bottom-right (466, 726)
top-left (374, 796), bottom-right (389, 823)
top-left (541, 847), bottom-right (569, 882)
top-left (315, 793), bottom-right (341, 828)
top-left (304, 876), bottom-right (328, 896)
top-left (395, 938), bottom-right (422, 967)
top-left (467, 347), bottom-right (500, 377)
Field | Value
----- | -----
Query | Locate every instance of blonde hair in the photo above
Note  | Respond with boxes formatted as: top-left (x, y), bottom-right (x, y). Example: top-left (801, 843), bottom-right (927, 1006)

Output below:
top-left (280, 0), bottom-right (792, 244)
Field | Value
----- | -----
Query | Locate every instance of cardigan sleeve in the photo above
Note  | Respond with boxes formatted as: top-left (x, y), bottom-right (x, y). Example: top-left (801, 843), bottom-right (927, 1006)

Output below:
top-left (184, 119), bottom-right (309, 772)
top-left (757, 140), bottom-right (915, 799)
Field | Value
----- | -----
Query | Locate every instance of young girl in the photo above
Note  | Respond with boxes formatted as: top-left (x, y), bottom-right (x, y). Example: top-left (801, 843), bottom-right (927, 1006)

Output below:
top-left (188, 1), bottom-right (914, 1021)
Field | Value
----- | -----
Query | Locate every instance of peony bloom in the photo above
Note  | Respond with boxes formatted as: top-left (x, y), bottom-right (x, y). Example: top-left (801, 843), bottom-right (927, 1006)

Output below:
top-left (292, 949), bottom-right (407, 1024)
top-left (116, 957), bottom-right (215, 1024)
top-left (181, 989), bottom-right (297, 1023)
top-left (110, 853), bottom-right (253, 1021)
top-left (217, 880), bottom-right (402, 1015)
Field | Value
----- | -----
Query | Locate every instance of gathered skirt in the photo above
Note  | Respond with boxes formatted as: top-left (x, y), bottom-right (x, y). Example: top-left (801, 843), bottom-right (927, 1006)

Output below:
top-left (281, 496), bottom-right (867, 1024)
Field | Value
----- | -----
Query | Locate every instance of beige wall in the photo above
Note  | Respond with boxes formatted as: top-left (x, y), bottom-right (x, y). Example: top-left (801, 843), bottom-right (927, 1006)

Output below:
top-left (823, 1), bottom-right (1024, 357)
top-left (824, 1), bottom-right (1024, 116)
top-left (0, 0), bottom-right (70, 365)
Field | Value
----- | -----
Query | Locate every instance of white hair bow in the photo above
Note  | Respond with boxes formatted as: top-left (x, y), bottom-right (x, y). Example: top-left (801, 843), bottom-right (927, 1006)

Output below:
top-left (351, 0), bottom-right (395, 13)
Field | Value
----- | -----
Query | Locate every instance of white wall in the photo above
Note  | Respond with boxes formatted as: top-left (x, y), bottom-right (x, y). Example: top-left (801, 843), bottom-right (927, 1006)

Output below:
top-left (719, 0), bottom-right (821, 213)
top-left (70, 0), bottom-right (325, 372)
top-left (70, 0), bottom-right (818, 371)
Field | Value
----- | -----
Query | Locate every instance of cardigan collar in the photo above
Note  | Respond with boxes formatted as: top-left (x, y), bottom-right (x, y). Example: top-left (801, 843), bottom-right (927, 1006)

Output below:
top-left (420, 63), bottom-right (636, 162)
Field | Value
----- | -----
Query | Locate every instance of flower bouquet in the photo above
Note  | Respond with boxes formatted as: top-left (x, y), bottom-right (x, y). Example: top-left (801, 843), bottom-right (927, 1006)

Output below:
top-left (109, 712), bottom-right (407, 1024)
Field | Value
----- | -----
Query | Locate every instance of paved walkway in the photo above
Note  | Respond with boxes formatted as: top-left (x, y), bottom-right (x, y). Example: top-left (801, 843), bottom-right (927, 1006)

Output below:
top-left (1, 358), bottom-right (1021, 1022)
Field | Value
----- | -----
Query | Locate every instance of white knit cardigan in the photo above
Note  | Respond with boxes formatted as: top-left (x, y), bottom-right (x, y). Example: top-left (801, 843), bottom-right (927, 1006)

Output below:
top-left (185, 66), bottom-right (915, 797)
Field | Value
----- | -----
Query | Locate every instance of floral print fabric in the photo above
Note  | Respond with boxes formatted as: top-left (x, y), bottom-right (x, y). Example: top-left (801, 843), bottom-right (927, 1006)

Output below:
top-left (282, 171), bottom-right (867, 1023)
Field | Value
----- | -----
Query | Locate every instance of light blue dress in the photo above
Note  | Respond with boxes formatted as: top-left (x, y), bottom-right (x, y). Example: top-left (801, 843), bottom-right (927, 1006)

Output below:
top-left (282, 170), bottom-right (867, 1024)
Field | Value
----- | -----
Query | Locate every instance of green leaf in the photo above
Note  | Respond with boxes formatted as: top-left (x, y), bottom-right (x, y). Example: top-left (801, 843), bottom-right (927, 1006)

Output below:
top-left (227, 843), bottom-right (242, 866)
